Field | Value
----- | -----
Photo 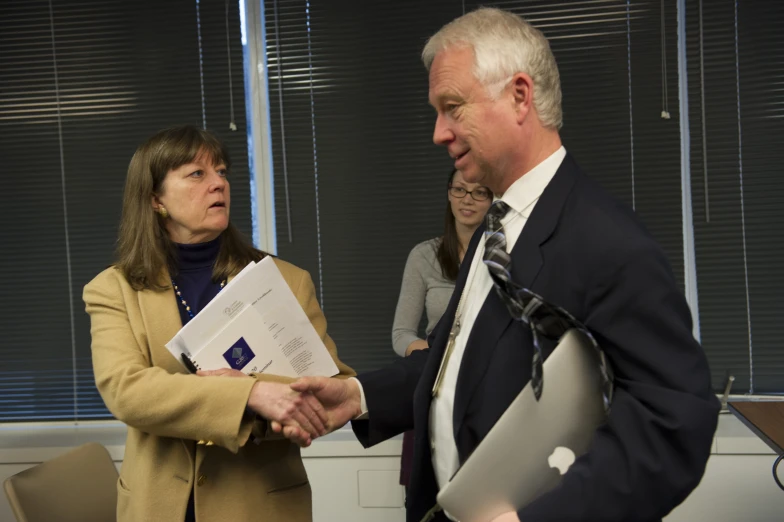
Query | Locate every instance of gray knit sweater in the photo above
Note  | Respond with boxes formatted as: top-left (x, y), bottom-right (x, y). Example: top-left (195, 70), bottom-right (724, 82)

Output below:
top-left (391, 238), bottom-right (456, 357)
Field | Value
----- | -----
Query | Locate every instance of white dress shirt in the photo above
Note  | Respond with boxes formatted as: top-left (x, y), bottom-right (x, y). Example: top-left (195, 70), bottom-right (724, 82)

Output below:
top-left (429, 147), bottom-right (566, 492)
top-left (353, 146), bottom-right (566, 498)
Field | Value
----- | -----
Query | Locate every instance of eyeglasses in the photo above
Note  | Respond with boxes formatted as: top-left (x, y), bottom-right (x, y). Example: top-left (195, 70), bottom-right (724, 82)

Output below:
top-left (448, 185), bottom-right (491, 201)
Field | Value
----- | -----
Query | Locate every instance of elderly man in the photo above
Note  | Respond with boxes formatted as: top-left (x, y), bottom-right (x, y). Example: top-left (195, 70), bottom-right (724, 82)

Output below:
top-left (291, 7), bottom-right (719, 522)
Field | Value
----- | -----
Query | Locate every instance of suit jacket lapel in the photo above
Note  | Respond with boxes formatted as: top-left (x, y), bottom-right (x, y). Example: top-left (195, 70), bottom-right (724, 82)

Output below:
top-left (451, 155), bottom-right (580, 444)
top-left (417, 228), bottom-right (482, 395)
top-left (412, 225), bottom-right (484, 446)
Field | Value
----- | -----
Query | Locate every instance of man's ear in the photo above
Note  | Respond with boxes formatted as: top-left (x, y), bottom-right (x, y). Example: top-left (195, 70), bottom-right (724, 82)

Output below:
top-left (510, 72), bottom-right (534, 124)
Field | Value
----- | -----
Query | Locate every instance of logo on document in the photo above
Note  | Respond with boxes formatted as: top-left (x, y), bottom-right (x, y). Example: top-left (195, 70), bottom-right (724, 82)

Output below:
top-left (222, 300), bottom-right (243, 318)
top-left (222, 337), bottom-right (255, 371)
top-left (547, 446), bottom-right (576, 475)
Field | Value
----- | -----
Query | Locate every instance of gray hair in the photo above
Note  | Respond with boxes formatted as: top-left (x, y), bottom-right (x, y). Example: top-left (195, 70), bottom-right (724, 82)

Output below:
top-left (422, 7), bottom-right (563, 129)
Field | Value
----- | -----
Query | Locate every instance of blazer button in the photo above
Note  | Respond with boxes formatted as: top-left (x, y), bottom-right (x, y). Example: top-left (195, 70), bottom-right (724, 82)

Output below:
top-left (197, 475), bottom-right (207, 487)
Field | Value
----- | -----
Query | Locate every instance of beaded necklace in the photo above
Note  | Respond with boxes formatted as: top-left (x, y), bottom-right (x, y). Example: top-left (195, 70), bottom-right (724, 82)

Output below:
top-left (171, 278), bottom-right (226, 320)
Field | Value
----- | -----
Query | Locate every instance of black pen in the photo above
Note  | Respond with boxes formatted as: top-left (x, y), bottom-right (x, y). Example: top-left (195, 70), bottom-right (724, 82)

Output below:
top-left (181, 353), bottom-right (199, 374)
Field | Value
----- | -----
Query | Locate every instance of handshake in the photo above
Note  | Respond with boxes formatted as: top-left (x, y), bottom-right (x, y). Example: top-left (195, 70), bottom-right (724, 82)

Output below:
top-left (197, 369), bottom-right (362, 447)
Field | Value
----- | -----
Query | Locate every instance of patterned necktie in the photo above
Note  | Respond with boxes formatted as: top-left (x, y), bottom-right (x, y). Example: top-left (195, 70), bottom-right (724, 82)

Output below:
top-left (481, 200), bottom-right (614, 408)
top-left (483, 201), bottom-right (521, 310)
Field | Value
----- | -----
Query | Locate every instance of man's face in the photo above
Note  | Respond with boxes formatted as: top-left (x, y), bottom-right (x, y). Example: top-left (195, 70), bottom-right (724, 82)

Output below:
top-left (428, 47), bottom-right (517, 193)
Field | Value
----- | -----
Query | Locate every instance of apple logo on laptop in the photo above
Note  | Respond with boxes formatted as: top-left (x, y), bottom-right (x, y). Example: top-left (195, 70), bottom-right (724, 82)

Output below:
top-left (547, 446), bottom-right (576, 475)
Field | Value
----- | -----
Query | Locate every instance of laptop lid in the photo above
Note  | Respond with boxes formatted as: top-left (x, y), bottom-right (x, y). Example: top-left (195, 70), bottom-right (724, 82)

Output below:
top-left (435, 328), bottom-right (608, 522)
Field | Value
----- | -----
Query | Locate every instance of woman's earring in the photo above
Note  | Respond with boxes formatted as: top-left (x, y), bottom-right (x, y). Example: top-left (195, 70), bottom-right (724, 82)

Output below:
top-left (159, 207), bottom-right (169, 219)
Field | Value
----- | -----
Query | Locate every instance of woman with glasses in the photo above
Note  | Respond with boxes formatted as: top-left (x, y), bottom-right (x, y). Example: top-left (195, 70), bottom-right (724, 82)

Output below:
top-left (391, 168), bottom-right (492, 491)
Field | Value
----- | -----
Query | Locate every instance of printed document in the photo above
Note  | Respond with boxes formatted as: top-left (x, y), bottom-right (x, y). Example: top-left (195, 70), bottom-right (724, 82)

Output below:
top-left (165, 257), bottom-right (339, 378)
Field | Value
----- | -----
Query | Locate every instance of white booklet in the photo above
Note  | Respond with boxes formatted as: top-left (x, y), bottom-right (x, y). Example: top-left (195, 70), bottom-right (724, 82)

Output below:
top-left (165, 257), bottom-right (339, 378)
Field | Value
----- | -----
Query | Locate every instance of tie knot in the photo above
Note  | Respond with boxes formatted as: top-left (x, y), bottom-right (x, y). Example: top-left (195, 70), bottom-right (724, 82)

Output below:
top-left (485, 200), bottom-right (511, 231)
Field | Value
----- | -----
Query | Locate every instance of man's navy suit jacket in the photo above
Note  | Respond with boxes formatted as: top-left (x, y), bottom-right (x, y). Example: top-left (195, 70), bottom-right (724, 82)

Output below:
top-left (353, 154), bottom-right (720, 522)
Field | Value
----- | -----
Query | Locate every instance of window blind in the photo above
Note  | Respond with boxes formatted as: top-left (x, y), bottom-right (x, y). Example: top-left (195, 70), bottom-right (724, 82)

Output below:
top-left (0, 0), bottom-right (252, 421)
top-left (685, 0), bottom-right (784, 393)
top-left (264, 0), bottom-right (685, 374)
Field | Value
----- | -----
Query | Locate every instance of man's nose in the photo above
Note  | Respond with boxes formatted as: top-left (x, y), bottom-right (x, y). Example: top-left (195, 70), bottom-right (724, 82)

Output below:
top-left (433, 113), bottom-right (454, 146)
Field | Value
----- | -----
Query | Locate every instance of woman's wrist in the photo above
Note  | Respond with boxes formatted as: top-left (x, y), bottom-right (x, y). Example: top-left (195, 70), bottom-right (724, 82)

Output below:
top-left (247, 381), bottom-right (266, 413)
top-left (405, 339), bottom-right (429, 356)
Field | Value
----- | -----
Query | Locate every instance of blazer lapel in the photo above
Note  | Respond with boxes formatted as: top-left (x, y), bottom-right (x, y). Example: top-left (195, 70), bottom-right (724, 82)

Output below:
top-left (137, 271), bottom-right (240, 373)
top-left (452, 155), bottom-right (580, 441)
top-left (137, 278), bottom-right (184, 374)
top-left (136, 270), bottom-right (244, 474)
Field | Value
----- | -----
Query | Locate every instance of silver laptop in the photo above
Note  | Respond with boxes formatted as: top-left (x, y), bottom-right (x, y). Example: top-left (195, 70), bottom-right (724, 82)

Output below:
top-left (435, 328), bottom-right (608, 522)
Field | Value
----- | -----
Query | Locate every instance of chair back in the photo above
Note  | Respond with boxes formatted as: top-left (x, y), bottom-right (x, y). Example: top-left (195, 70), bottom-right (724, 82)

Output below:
top-left (3, 442), bottom-right (118, 522)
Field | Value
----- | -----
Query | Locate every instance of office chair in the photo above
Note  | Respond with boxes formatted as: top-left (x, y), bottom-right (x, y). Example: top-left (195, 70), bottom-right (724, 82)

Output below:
top-left (3, 442), bottom-right (118, 522)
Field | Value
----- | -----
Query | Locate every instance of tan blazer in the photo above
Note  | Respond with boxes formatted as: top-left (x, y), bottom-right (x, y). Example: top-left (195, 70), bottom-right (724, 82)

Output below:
top-left (83, 257), bottom-right (355, 522)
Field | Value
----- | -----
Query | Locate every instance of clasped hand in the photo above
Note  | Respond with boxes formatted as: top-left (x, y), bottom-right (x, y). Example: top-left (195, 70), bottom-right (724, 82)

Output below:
top-left (198, 371), bottom-right (363, 446)
top-left (248, 375), bottom-right (363, 445)
top-left (197, 369), bottom-right (332, 447)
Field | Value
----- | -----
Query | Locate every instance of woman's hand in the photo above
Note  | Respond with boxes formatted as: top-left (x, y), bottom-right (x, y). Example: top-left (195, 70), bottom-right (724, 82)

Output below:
top-left (405, 339), bottom-right (429, 356)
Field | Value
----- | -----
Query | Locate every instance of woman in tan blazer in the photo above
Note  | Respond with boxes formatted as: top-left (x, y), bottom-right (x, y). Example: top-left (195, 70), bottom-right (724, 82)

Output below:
top-left (83, 125), bottom-right (354, 522)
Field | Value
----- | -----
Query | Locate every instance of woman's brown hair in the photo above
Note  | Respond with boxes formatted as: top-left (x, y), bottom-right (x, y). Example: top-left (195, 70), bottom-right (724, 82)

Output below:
top-left (115, 125), bottom-right (265, 290)
top-left (435, 168), bottom-right (461, 281)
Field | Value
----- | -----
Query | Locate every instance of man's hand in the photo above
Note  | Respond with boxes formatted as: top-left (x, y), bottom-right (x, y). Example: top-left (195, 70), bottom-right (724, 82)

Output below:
top-left (489, 512), bottom-right (520, 522)
top-left (198, 369), bottom-right (328, 447)
top-left (289, 377), bottom-right (362, 433)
